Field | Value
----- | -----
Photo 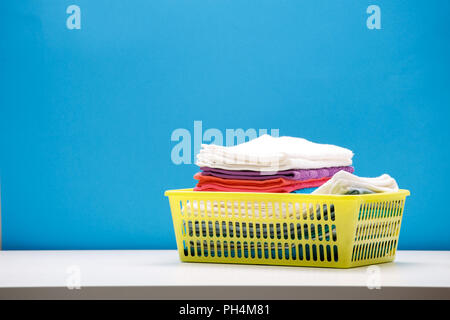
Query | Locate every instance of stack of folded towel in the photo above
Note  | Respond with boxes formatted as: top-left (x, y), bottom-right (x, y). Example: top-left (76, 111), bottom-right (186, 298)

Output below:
top-left (194, 134), bottom-right (355, 193)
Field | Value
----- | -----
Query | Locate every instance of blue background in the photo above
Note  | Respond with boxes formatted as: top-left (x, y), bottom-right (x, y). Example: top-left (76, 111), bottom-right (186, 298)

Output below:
top-left (1, 1), bottom-right (449, 250)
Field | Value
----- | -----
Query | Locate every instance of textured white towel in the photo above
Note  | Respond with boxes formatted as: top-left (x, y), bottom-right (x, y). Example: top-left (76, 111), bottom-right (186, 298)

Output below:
top-left (312, 171), bottom-right (399, 195)
top-left (196, 134), bottom-right (353, 171)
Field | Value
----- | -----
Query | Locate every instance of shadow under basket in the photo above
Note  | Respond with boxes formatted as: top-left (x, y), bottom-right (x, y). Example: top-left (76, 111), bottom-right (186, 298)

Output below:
top-left (165, 189), bottom-right (410, 268)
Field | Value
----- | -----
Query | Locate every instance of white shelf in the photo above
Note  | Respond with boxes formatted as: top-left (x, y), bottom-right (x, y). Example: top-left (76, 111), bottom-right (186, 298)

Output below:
top-left (0, 250), bottom-right (449, 299)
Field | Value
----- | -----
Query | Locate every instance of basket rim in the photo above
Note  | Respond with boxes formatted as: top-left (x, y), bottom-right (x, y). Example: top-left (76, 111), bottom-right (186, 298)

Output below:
top-left (164, 188), bottom-right (410, 199)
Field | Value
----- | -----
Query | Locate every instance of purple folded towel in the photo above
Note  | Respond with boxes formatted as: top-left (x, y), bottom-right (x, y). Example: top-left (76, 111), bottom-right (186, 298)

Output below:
top-left (200, 166), bottom-right (354, 181)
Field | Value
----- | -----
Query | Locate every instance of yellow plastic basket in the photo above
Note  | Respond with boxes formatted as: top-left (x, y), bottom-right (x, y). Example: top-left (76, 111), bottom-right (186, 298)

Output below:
top-left (165, 189), bottom-right (410, 268)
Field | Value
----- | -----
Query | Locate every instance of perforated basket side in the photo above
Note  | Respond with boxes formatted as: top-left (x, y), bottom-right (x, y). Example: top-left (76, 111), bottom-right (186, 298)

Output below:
top-left (165, 189), bottom-right (409, 269)
top-left (349, 195), bottom-right (408, 267)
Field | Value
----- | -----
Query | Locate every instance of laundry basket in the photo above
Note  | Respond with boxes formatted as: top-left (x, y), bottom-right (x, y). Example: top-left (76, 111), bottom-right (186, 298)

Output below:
top-left (165, 189), bottom-right (410, 268)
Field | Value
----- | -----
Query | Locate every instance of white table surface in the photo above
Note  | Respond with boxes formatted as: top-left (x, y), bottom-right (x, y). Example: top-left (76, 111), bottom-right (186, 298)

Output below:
top-left (0, 250), bottom-right (449, 299)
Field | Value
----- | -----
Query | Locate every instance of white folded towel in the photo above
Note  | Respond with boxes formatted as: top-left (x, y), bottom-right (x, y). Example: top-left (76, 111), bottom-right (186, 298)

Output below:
top-left (312, 171), bottom-right (399, 195)
top-left (196, 134), bottom-right (354, 171)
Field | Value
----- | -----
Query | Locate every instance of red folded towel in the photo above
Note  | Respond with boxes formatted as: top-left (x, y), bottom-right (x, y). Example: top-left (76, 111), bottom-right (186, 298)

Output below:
top-left (193, 172), bottom-right (330, 193)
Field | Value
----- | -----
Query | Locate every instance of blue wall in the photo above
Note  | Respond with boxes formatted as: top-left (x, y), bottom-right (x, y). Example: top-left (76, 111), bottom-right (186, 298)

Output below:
top-left (1, 1), bottom-right (449, 250)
